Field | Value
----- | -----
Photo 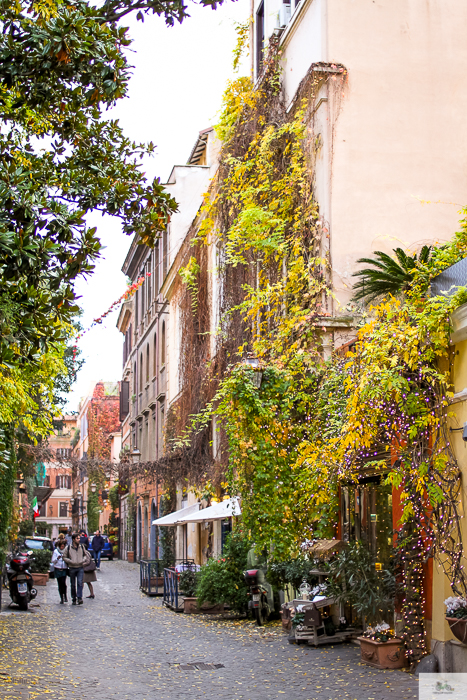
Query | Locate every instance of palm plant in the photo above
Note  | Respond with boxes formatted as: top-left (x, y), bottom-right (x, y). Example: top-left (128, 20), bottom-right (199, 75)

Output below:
top-left (352, 246), bottom-right (432, 304)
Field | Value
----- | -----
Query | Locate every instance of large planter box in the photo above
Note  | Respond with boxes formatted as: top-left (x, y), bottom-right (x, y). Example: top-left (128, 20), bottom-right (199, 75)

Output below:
top-left (32, 572), bottom-right (49, 587)
top-left (127, 551), bottom-right (135, 563)
top-left (358, 637), bottom-right (406, 669)
top-left (149, 577), bottom-right (164, 587)
top-left (447, 617), bottom-right (467, 644)
top-left (183, 597), bottom-right (224, 615)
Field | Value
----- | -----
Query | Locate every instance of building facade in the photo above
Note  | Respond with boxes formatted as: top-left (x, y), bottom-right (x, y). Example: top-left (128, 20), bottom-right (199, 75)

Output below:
top-left (34, 415), bottom-right (77, 540)
top-left (72, 382), bottom-right (121, 534)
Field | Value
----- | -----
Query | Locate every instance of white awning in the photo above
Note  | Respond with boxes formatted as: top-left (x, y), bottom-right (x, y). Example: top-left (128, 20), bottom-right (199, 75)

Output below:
top-left (152, 502), bottom-right (199, 526)
top-left (175, 497), bottom-right (241, 523)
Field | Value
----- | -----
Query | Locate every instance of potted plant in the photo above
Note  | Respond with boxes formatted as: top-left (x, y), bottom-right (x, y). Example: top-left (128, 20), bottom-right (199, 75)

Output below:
top-left (194, 529), bottom-right (251, 615)
top-left (445, 596), bottom-right (467, 643)
top-left (180, 569), bottom-right (200, 613)
top-left (359, 623), bottom-right (406, 669)
top-left (30, 548), bottom-right (52, 586)
top-left (328, 541), bottom-right (405, 668)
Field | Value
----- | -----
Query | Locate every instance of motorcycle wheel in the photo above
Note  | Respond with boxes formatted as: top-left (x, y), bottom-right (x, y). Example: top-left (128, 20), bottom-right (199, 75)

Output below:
top-left (254, 604), bottom-right (267, 626)
top-left (17, 596), bottom-right (28, 611)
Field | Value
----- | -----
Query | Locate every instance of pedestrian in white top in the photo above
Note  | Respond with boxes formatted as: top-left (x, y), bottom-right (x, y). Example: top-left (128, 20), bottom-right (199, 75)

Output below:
top-left (52, 539), bottom-right (69, 604)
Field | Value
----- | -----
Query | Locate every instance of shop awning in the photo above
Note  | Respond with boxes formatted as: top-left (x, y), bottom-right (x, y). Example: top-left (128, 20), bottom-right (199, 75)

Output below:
top-left (175, 497), bottom-right (241, 523)
top-left (152, 502), bottom-right (199, 527)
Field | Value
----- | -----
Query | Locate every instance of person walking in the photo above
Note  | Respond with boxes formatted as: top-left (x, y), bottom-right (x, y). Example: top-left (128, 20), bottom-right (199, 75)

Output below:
top-left (63, 532), bottom-right (91, 605)
top-left (79, 530), bottom-right (89, 549)
top-left (51, 539), bottom-right (68, 604)
top-left (84, 557), bottom-right (97, 598)
top-left (91, 530), bottom-right (105, 571)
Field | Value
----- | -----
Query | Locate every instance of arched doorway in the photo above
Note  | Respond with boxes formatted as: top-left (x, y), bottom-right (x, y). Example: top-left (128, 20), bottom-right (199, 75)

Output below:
top-left (150, 500), bottom-right (157, 559)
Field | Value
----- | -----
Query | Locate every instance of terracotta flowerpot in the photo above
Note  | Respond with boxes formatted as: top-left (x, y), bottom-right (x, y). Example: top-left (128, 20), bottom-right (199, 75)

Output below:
top-left (183, 597), bottom-right (224, 614)
top-left (281, 610), bottom-right (292, 631)
top-left (127, 551), bottom-right (135, 563)
top-left (447, 617), bottom-right (467, 644)
top-left (32, 572), bottom-right (49, 587)
top-left (358, 637), bottom-right (407, 669)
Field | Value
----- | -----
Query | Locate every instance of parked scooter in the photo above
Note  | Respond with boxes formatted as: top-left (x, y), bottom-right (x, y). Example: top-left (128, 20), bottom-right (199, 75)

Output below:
top-left (244, 568), bottom-right (271, 625)
top-left (6, 551), bottom-right (37, 610)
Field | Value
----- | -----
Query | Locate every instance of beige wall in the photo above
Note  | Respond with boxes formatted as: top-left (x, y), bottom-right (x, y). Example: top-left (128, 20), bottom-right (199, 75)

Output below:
top-left (327, 0), bottom-right (467, 308)
top-left (254, 0), bottom-right (467, 311)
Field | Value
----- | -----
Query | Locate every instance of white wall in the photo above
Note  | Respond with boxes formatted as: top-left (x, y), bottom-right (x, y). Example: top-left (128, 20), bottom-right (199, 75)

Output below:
top-left (165, 166), bottom-right (212, 265)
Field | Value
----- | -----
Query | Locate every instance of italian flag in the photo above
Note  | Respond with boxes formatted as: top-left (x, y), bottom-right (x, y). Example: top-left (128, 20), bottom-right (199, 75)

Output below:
top-left (32, 497), bottom-right (40, 519)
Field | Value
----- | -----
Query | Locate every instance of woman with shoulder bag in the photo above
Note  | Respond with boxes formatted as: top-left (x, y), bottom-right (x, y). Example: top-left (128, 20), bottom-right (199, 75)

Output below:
top-left (51, 538), bottom-right (69, 604)
top-left (83, 553), bottom-right (97, 599)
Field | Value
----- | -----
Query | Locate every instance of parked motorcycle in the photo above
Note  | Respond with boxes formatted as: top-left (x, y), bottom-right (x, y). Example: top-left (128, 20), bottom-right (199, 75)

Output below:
top-left (244, 568), bottom-right (271, 625)
top-left (6, 551), bottom-right (37, 610)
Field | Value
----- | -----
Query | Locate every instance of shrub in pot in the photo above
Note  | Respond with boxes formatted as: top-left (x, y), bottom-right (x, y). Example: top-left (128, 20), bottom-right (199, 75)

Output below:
top-left (327, 541), bottom-right (403, 668)
top-left (30, 548), bottom-right (52, 574)
top-left (327, 541), bottom-right (396, 627)
top-left (30, 548), bottom-right (52, 586)
top-left (180, 569), bottom-right (198, 598)
top-left (196, 529), bottom-right (250, 613)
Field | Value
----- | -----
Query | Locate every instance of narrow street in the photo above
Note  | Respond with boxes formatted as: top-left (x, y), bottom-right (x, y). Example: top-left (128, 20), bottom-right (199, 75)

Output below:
top-left (0, 562), bottom-right (419, 700)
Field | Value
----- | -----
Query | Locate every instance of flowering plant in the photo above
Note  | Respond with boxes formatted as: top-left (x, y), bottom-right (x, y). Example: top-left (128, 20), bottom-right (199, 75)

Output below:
top-left (362, 622), bottom-right (395, 643)
top-left (310, 583), bottom-right (327, 599)
top-left (444, 596), bottom-right (467, 619)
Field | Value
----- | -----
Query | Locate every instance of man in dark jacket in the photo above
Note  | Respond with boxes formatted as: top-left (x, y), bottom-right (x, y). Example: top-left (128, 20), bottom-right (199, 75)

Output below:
top-left (79, 530), bottom-right (89, 549)
top-left (63, 533), bottom-right (91, 605)
top-left (92, 530), bottom-right (105, 570)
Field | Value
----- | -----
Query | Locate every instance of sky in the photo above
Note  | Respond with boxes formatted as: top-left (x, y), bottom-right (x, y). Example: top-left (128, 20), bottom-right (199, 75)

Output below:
top-left (67, 0), bottom-right (250, 412)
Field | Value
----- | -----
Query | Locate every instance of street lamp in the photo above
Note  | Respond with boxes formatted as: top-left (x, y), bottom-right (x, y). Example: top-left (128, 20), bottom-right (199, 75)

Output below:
top-left (75, 490), bottom-right (84, 531)
top-left (243, 355), bottom-right (262, 389)
top-left (130, 448), bottom-right (141, 464)
top-left (91, 483), bottom-right (97, 493)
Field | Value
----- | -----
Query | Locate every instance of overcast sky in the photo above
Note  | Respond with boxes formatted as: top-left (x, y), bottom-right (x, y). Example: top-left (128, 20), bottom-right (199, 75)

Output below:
top-left (67, 0), bottom-right (250, 412)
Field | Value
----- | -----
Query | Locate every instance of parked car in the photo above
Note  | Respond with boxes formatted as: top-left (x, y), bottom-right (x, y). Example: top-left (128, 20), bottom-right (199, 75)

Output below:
top-left (21, 536), bottom-right (54, 575)
top-left (88, 535), bottom-right (114, 561)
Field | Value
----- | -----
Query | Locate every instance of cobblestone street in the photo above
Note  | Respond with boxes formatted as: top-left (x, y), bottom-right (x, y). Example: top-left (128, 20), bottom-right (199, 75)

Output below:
top-left (0, 561), bottom-right (419, 700)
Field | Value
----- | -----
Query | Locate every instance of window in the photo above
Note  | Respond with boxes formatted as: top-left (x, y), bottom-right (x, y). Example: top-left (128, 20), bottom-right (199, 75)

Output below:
top-left (153, 333), bottom-right (157, 376)
top-left (159, 400), bottom-right (165, 447)
top-left (139, 352), bottom-right (143, 392)
top-left (80, 413), bottom-right (88, 439)
top-left (141, 271), bottom-right (145, 318)
top-left (146, 344), bottom-right (150, 383)
top-left (256, 1), bottom-right (265, 78)
top-left (39, 502), bottom-right (46, 517)
top-left (162, 229), bottom-right (168, 280)
top-left (59, 502), bottom-right (68, 518)
top-left (133, 362), bottom-right (137, 394)
top-left (55, 474), bottom-right (71, 489)
top-left (56, 448), bottom-right (71, 459)
top-left (146, 257), bottom-right (152, 310)
top-left (154, 242), bottom-right (159, 295)
top-left (161, 322), bottom-right (166, 366)
top-left (135, 288), bottom-right (139, 327)
top-left (123, 324), bottom-right (132, 366)
top-left (120, 380), bottom-right (130, 421)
